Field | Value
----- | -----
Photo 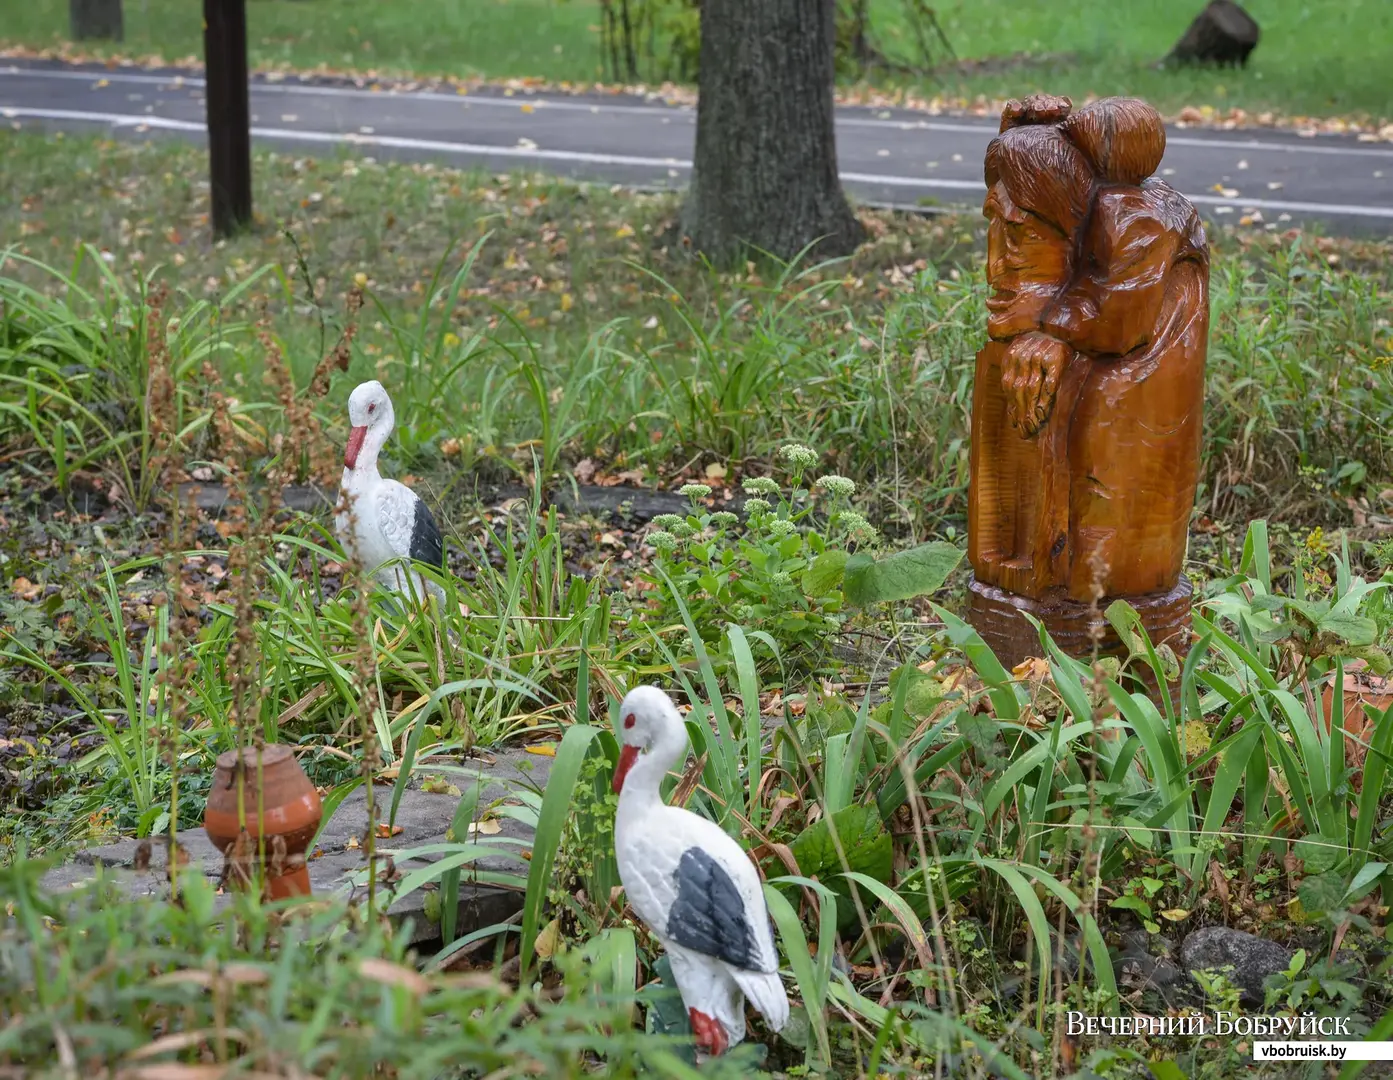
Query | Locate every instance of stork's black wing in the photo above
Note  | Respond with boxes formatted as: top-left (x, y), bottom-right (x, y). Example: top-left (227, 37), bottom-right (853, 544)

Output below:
top-left (666, 846), bottom-right (766, 972)
top-left (408, 497), bottom-right (444, 567)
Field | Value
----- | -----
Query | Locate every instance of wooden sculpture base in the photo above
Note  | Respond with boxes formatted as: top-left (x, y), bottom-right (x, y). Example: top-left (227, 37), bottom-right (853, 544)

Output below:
top-left (966, 573), bottom-right (1193, 689)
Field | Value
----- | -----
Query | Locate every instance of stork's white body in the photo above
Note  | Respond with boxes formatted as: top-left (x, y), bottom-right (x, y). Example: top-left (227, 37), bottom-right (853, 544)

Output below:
top-left (334, 381), bottom-right (444, 605)
top-left (612, 687), bottom-right (788, 1054)
top-left (617, 798), bottom-right (787, 1047)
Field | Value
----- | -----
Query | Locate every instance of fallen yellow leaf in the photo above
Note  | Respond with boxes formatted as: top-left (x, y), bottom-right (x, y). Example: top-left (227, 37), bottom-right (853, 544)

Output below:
top-left (535, 917), bottom-right (561, 960)
top-left (10, 577), bottom-right (40, 601)
top-left (1159, 908), bottom-right (1190, 922)
top-left (1011, 656), bottom-right (1051, 681)
top-left (525, 744), bottom-right (557, 757)
top-left (1178, 721), bottom-right (1211, 760)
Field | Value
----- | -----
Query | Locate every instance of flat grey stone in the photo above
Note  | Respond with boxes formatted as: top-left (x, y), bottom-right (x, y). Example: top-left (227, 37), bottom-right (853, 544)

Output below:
top-left (550, 484), bottom-right (694, 521)
top-left (177, 482), bottom-right (334, 515)
top-left (41, 747), bottom-right (552, 946)
top-left (1115, 936), bottom-right (1185, 1001)
top-left (1180, 926), bottom-right (1293, 1005)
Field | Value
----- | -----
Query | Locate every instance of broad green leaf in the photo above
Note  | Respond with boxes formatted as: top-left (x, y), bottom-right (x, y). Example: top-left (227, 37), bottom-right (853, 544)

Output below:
top-left (789, 804), bottom-right (892, 929)
top-left (845, 542), bottom-right (963, 607)
top-left (801, 549), bottom-right (849, 597)
top-left (1317, 612), bottom-right (1378, 647)
top-left (1295, 834), bottom-right (1342, 875)
top-left (1109, 895), bottom-right (1153, 918)
top-left (790, 805), bottom-right (892, 885)
top-left (1297, 871), bottom-right (1346, 917)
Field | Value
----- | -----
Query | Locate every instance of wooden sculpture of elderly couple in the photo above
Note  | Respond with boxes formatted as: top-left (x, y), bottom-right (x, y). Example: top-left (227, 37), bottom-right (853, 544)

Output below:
top-left (966, 93), bottom-right (1209, 662)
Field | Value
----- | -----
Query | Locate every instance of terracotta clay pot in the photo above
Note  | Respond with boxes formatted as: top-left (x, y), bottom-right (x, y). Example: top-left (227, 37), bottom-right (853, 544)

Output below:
top-left (1320, 660), bottom-right (1393, 780)
top-left (204, 743), bottom-right (322, 900)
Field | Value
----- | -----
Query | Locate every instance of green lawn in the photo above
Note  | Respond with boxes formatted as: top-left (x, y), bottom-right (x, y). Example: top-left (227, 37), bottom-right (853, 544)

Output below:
top-left (3, 129), bottom-right (1390, 532)
top-left (4, 130), bottom-right (1393, 1078)
top-left (3, 0), bottom-right (1391, 122)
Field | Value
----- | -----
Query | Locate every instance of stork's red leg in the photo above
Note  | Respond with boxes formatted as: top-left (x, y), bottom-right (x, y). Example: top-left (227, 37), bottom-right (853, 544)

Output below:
top-left (688, 1008), bottom-right (728, 1055)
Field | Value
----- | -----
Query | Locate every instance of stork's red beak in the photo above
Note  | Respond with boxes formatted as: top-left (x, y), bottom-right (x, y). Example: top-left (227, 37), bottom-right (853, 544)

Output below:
top-left (612, 744), bottom-right (639, 793)
top-left (344, 425), bottom-right (367, 469)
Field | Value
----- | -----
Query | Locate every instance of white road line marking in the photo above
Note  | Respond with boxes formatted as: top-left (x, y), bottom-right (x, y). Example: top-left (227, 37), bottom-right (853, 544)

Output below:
top-left (839, 170), bottom-right (982, 191)
top-left (1, 104), bottom-right (690, 166)
top-left (840, 118), bottom-right (1393, 159)
top-left (7, 105), bottom-right (1393, 219)
top-left (7, 64), bottom-right (1393, 159)
top-left (0, 64), bottom-right (693, 119)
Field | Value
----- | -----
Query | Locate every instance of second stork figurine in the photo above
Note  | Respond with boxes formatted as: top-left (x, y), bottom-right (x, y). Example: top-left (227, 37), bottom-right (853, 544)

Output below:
top-left (612, 686), bottom-right (789, 1056)
top-left (336, 380), bottom-right (445, 605)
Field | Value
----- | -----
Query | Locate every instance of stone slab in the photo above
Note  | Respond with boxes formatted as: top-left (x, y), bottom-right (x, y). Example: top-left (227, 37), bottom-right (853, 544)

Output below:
top-left (41, 747), bottom-right (552, 946)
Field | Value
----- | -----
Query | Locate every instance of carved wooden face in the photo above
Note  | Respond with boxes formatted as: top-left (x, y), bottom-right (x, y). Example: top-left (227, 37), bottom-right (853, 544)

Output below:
top-left (983, 181), bottom-right (1073, 341)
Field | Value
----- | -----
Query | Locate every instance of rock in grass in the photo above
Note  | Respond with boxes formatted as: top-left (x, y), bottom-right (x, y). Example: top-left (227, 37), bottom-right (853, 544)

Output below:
top-left (1115, 931), bottom-right (1184, 1002)
top-left (1164, 1), bottom-right (1260, 67)
top-left (1180, 926), bottom-right (1292, 1004)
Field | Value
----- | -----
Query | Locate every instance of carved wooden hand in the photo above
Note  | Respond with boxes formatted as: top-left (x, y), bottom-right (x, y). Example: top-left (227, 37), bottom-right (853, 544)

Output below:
top-left (1001, 331), bottom-right (1073, 438)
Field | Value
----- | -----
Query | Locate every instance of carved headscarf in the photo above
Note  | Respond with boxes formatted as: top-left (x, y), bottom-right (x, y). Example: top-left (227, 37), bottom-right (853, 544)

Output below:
top-left (983, 95), bottom-right (1168, 235)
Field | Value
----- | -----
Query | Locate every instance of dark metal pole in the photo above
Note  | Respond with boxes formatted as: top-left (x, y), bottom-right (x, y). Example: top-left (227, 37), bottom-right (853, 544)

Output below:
top-left (203, 0), bottom-right (252, 237)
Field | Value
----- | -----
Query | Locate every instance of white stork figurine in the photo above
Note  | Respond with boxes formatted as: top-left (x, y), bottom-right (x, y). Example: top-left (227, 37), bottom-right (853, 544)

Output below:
top-left (335, 380), bottom-right (445, 605)
top-left (612, 686), bottom-right (789, 1056)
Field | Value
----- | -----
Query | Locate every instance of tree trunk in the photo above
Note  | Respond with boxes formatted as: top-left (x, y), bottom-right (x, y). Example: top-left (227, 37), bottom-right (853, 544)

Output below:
top-left (203, 0), bottom-right (253, 237)
top-left (1165, 0), bottom-right (1260, 67)
top-left (70, 0), bottom-right (123, 41)
top-left (681, 0), bottom-right (864, 266)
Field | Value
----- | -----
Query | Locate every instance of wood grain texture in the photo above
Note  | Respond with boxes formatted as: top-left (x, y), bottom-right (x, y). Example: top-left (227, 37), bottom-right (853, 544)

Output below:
top-left (966, 95), bottom-right (1209, 664)
top-left (966, 572), bottom-right (1192, 672)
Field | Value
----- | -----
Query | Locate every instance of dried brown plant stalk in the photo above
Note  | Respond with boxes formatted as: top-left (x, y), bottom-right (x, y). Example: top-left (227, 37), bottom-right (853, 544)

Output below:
top-left (144, 285), bottom-right (203, 898)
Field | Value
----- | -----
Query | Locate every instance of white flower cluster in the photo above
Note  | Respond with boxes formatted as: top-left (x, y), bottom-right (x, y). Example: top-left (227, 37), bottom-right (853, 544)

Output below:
top-left (837, 510), bottom-right (878, 545)
top-left (779, 443), bottom-right (818, 470)
top-left (648, 530), bottom-right (679, 551)
top-left (815, 474), bottom-right (856, 498)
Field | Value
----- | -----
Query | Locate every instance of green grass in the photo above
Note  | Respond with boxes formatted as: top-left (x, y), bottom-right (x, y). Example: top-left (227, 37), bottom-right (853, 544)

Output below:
top-left (3, 0), bottom-right (1391, 121)
top-left (2, 130), bottom-right (1393, 1076)
top-left (3, 0), bottom-right (604, 82)
top-left (3, 131), bottom-right (1391, 529)
top-left (884, 0), bottom-right (1393, 121)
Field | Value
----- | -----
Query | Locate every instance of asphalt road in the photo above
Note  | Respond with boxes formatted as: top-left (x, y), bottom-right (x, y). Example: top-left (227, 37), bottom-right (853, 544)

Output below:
top-left (3, 59), bottom-right (1392, 235)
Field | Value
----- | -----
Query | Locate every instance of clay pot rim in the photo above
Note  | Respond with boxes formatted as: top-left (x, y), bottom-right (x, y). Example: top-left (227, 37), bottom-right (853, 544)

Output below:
top-left (1319, 660), bottom-right (1393, 695)
top-left (1344, 673), bottom-right (1393, 693)
top-left (215, 743), bottom-right (296, 770)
